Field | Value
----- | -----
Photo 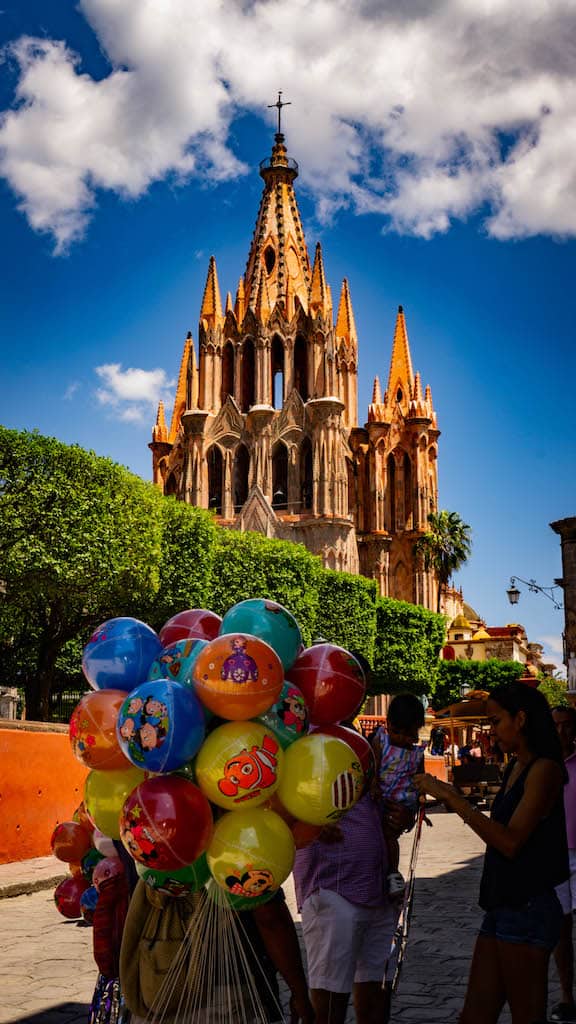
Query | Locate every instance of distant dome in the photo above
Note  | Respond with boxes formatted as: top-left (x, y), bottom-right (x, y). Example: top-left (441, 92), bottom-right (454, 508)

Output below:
top-left (472, 628), bottom-right (491, 640)
top-left (463, 602), bottom-right (480, 621)
top-left (451, 614), bottom-right (471, 629)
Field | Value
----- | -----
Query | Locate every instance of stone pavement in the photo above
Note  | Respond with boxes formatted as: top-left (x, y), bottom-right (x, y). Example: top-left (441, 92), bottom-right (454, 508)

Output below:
top-left (0, 809), bottom-right (564, 1024)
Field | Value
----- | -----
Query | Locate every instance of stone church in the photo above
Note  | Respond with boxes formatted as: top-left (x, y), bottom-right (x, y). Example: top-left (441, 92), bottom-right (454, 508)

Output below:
top-left (150, 127), bottom-right (440, 610)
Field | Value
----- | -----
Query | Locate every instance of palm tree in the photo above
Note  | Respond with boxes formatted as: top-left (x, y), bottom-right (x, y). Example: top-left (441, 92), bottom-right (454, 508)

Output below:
top-left (414, 510), bottom-right (472, 613)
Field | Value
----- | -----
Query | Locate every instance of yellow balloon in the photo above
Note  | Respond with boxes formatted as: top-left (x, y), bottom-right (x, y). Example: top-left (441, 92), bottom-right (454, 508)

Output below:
top-left (277, 734), bottom-right (364, 825)
top-left (84, 766), bottom-right (147, 839)
top-left (207, 808), bottom-right (295, 901)
top-left (195, 721), bottom-right (283, 811)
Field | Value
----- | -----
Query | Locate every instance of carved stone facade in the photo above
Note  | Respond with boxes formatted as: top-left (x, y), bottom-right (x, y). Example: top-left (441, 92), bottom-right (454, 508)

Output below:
top-left (150, 131), bottom-right (440, 609)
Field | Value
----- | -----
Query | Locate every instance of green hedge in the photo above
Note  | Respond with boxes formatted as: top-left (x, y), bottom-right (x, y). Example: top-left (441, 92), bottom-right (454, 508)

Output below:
top-left (145, 499), bottom-right (216, 631)
top-left (208, 531), bottom-right (322, 645)
top-left (371, 597), bottom-right (446, 697)
top-left (429, 659), bottom-right (525, 710)
top-left (315, 570), bottom-right (377, 664)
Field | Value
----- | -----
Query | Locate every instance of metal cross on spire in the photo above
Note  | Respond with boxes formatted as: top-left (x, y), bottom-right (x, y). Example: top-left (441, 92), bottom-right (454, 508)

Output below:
top-left (268, 91), bottom-right (291, 135)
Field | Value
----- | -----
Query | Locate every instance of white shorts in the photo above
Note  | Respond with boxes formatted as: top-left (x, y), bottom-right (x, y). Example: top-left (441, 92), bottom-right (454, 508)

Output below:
top-left (300, 888), bottom-right (396, 993)
top-left (556, 849), bottom-right (576, 915)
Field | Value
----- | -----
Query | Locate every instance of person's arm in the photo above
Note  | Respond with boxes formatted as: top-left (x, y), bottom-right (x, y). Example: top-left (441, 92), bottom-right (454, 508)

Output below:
top-left (252, 898), bottom-right (315, 1023)
top-left (415, 758), bottom-right (563, 859)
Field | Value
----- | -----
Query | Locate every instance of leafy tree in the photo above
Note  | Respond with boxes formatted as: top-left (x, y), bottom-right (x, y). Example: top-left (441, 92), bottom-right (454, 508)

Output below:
top-left (316, 571), bottom-right (378, 664)
top-left (429, 659), bottom-right (525, 710)
top-left (143, 498), bottom-right (216, 632)
top-left (0, 428), bottom-right (163, 720)
top-left (414, 510), bottom-right (472, 612)
top-left (371, 597), bottom-right (446, 697)
top-left (538, 673), bottom-right (570, 708)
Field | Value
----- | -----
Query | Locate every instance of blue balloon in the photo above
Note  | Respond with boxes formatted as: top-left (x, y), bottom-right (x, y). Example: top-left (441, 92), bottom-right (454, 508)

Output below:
top-left (82, 618), bottom-right (162, 692)
top-left (148, 638), bottom-right (208, 688)
top-left (219, 599), bottom-right (302, 671)
top-left (80, 884), bottom-right (99, 924)
top-left (116, 679), bottom-right (205, 773)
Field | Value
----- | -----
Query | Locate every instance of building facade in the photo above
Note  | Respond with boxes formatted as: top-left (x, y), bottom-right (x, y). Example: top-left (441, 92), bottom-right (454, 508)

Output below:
top-left (150, 130), bottom-right (440, 609)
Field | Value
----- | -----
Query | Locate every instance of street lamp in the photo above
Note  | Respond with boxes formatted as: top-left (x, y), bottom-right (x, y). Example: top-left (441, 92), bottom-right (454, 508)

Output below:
top-left (506, 576), bottom-right (562, 611)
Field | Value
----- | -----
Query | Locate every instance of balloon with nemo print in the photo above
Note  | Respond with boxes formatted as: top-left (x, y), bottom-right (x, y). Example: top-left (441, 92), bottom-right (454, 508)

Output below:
top-left (195, 721), bottom-right (283, 811)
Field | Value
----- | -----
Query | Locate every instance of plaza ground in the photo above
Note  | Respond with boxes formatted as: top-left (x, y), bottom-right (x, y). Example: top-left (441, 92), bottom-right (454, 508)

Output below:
top-left (0, 808), bottom-right (564, 1024)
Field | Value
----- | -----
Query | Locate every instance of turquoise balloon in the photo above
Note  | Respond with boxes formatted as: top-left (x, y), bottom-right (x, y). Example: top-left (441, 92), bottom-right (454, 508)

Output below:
top-left (220, 600), bottom-right (302, 671)
top-left (148, 638), bottom-right (208, 688)
top-left (258, 680), bottom-right (309, 749)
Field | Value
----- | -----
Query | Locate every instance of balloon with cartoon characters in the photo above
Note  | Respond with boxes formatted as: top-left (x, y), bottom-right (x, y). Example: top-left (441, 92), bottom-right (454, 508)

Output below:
top-left (258, 680), bottom-right (309, 749)
top-left (69, 689), bottom-right (131, 770)
top-left (219, 599), bottom-right (302, 671)
top-left (147, 638), bottom-right (208, 688)
top-left (116, 679), bottom-right (205, 773)
top-left (195, 720), bottom-right (284, 811)
top-left (193, 633), bottom-right (284, 719)
top-left (120, 775), bottom-right (213, 871)
top-left (207, 807), bottom-right (295, 903)
top-left (277, 732), bottom-right (365, 825)
top-left (82, 617), bottom-right (162, 692)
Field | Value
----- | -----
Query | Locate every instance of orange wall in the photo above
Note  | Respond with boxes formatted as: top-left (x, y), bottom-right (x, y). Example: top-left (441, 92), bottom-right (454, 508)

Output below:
top-left (0, 726), bottom-right (88, 864)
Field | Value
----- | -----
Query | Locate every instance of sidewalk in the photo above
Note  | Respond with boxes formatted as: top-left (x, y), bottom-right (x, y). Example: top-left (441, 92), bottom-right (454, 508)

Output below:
top-left (0, 812), bottom-right (564, 1023)
top-left (0, 855), bottom-right (67, 900)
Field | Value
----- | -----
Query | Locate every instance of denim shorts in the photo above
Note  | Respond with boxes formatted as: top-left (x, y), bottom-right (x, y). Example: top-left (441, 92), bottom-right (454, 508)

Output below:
top-left (480, 890), bottom-right (564, 950)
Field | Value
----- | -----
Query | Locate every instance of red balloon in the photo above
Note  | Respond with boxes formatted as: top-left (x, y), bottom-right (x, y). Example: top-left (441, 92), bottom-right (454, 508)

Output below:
top-left (51, 821), bottom-right (93, 863)
top-left (92, 856), bottom-right (125, 893)
top-left (54, 875), bottom-right (89, 919)
top-left (159, 609), bottom-right (222, 648)
top-left (69, 689), bottom-right (130, 770)
top-left (120, 776), bottom-right (213, 872)
top-left (311, 724), bottom-right (375, 785)
top-left (287, 644), bottom-right (366, 726)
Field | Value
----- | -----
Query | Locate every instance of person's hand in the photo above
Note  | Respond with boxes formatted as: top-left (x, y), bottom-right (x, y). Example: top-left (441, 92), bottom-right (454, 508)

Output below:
top-left (382, 799), bottom-right (414, 833)
top-left (290, 992), bottom-right (316, 1022)
top-left (318, 824), bottom-right (343, 844)
top-left (414, 772), bottom-right (457, 803)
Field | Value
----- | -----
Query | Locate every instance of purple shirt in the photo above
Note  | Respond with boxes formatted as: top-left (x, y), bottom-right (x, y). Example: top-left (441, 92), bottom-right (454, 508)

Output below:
top-left (292, 794), bottom-right (389, 911)
top-left (565, 751), bottom-right (576, 849)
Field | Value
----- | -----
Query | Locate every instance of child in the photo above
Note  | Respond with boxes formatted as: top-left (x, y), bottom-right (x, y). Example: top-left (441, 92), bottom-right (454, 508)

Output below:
top-left (371, 694), bottom-right (425, 898)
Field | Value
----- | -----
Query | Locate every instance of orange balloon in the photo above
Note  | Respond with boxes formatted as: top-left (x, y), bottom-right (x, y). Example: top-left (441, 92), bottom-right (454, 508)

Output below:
top-left (69, 690), bottom-right (131, 770)
top-left (51, 821), bottom-right (92, 863)
top-left (192, 633), bottom-right (283, 720)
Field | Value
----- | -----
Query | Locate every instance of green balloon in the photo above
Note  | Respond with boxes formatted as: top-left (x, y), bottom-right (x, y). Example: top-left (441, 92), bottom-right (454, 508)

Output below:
top-left (137, 852), bottom-right (210, 897)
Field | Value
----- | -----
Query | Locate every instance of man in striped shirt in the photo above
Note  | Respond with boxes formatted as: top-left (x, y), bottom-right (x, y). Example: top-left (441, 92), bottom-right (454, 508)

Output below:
top-left (293, 792), bottom-right (408, 1024)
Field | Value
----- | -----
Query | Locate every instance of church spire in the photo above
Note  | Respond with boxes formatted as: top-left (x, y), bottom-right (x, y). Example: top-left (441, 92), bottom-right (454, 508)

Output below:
top-left (234, 277), bottom-right (246, 322)
top-left (309, 242), bottom-right (329, 316)
top-left (384, 305), bottom-right (414, 417)
top-left (200, 256), bottom-right (224, 327)
top-left (152, 400), bottom-right (168, 442)
top-left (243, 128), bottom-right (311, 319)
top-left (169, 332), bottom-right (194, 441)
top-left (335, 278), bottom-right (358, 349)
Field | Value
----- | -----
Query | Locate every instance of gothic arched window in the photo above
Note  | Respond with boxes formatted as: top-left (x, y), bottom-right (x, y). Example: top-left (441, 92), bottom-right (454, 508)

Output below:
top-left (272, 442), bottom-right (288, 509)
top-left (294, 335), bottom-right (308, 401)
top-left (233, 443), bottom-right (250, 510)
top-left (300, 436), bottom-right (313, 511)
top-left (165, 473), bottom-right (178, 497)
top-left (241, 338), bottom-right (255, 412)
top-left (207, 446), bottom-right (223, 514)
top-left (403, 452), bottom-right (412, 529)
top-left (387, 454), bottom-right (396, 533)
top-left (271, 336), bottom-right (284, 409)
top-left (221, 341), bottom-right (234, 405)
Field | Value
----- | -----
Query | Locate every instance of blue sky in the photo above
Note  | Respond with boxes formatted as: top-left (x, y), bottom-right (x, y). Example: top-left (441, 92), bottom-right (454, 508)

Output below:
top-left (1, 0), bottom-right (574, 671)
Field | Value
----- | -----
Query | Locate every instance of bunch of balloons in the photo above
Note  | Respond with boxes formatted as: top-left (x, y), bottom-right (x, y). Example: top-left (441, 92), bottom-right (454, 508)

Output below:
top-left (53, 600), bottom-right (374, 918)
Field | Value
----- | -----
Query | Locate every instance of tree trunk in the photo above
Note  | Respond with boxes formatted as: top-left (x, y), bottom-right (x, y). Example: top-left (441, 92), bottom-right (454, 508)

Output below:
top-left (25, 638), bottom-right (62, 722)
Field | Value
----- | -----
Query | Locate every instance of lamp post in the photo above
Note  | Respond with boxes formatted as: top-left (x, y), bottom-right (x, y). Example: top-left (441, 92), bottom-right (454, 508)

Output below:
top-left (506, 576), bottom-right (563, 611)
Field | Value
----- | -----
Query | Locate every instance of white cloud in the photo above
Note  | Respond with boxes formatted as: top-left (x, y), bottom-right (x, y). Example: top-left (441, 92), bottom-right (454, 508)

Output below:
top-left (64, 380), bottom-right (80, 400)
top-left (95, 362), bottom-right (175, 423)
top-left (538, 633), bottom-right (565, 662)
top-left (1, 0), bottom-right (575, 248)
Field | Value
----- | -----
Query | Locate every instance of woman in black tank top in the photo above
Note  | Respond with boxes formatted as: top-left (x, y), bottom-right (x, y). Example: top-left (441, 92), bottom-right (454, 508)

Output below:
top-left (415, 683), bottom-right (568, 1024)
